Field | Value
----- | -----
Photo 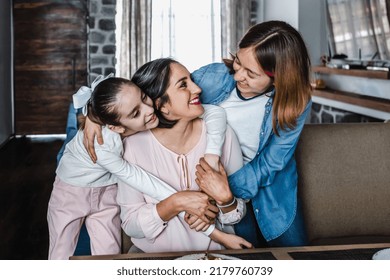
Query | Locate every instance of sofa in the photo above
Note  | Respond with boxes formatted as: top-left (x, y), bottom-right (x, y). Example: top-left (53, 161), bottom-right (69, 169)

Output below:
top-left (59, 105), bottom-right (390, 252)
top-left (295, 122), bottom-right (390, 245)
top-left (122, 122), bottom-right (390, 252)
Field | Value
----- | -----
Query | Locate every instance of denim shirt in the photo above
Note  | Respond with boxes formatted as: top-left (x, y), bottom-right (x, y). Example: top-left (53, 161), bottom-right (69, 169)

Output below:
top-left (192, 63), bottom-right (312, 241)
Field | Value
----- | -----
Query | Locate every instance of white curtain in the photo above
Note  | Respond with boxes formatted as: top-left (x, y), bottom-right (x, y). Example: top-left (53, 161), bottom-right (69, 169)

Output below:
top-left (220, 0), bottom-right (252, 57)
top-left (116, 0), bottom-right (253, 75)
top-left (116, 0), bottom-right (152, 79)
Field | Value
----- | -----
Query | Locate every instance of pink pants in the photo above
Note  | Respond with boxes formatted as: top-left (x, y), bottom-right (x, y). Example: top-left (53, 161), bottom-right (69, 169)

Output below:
top-left (47, 176), bottom-right (121, 260)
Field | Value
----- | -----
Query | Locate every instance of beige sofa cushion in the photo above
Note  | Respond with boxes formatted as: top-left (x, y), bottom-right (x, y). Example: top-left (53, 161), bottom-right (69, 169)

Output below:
top-left (296, 123), bottom-right (390, 245)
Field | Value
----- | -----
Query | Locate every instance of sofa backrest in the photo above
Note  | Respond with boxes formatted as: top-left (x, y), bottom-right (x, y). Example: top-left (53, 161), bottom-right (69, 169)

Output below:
top-left (296, 123), bottom-right (390, 245)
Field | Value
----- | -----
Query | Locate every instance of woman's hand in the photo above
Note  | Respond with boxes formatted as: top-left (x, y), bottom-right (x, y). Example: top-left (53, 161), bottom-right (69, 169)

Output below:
top-left (179, 191), bottom-right (219, 223)
top-left (157, 191), bottom-right (218, 223)
top-left (184, 213), bottom-right (213, 232)
top-left (211, 230), bottom-right (253, 250)
top-left (195, 157), bottom-right (233, 206)
top-left (83, 116), bottom-right (103, 163)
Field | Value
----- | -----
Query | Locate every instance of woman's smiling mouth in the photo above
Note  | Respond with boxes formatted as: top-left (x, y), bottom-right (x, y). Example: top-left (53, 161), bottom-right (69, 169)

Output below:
top-left (189, 97), bottom-right (201, 105)
top-left (145, 113), bottom-right (157, 125)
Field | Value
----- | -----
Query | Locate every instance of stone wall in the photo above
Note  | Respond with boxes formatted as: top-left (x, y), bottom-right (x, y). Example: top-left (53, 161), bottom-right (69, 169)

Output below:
top-left (88, 0), bottom-right (117, 82)
top-left (310, 103), bottom-right (382, 124)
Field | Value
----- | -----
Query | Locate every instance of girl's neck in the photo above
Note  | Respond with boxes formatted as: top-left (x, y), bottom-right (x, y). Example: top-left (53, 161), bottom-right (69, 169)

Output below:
top-left (120, 129), bottom-right (137, 139)
top-left (152, 118), bottom-right (202, 155)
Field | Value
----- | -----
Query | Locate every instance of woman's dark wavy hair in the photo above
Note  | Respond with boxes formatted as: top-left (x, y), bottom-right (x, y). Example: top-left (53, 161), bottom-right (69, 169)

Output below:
top-left (82, 77), bottom-right (136, 128)
top-left (131, 58), bottom-right (179, 128)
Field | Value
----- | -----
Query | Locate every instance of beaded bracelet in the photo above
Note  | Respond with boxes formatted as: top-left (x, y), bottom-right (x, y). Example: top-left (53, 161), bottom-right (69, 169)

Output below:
top-left (216, 197), bottom-right (236, 208)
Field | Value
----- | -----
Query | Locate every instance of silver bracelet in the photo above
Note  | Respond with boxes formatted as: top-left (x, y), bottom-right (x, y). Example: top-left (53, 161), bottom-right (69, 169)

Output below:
top-left (216, 197), bottom-right (236, 208)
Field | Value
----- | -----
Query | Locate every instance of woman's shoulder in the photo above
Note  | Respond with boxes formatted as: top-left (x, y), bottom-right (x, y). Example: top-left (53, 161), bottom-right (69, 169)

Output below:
top-left (192, 63), bottom-right (236, 105)
top-left (193, 62), bottom-right (229, 73)
top-left (122, 130), bottom-right (152, 148)
top-left (192, 63), bottom-right (231, 82)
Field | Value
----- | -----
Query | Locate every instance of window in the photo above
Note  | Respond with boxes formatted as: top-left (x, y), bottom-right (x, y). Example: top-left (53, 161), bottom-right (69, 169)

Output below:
top-left (151, 0), bottom-right (221, 72)
top-left (115, 0), bottom-right (255, 77)
top-left (326, 0), bottom-right (390, 60)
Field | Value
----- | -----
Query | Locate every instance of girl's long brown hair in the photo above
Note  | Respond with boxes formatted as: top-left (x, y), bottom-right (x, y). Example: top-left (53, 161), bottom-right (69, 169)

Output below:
top-left (224, 20), bottom-right (312, 135)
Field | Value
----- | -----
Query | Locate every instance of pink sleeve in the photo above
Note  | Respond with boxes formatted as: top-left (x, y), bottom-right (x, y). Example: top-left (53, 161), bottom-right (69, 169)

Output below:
top-left (117, 180), bottom-right (168, 241)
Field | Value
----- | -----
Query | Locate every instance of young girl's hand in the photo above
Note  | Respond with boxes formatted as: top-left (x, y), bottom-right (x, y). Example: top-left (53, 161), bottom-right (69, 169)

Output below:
top-left (83, 116), bottom-right (103, 162)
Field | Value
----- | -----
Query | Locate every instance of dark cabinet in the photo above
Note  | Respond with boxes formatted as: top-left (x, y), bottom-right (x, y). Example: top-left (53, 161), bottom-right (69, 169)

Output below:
top-left (13, 0), bottom-right (88, 134)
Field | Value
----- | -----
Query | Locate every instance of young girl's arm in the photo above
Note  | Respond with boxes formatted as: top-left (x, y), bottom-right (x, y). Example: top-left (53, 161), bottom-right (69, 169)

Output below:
top-left (83, 104), bottom-right (227, 167)
top-left (201, 104), bottom-right (227, 171)
top-left (95, 136), bottom-right (217, 236)
top-left (117, 178), bottom-right (248, 248)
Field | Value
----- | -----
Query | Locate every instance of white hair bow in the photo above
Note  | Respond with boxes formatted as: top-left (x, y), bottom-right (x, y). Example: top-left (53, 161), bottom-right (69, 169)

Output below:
top-left (72, 73), bottom-right (114, 116)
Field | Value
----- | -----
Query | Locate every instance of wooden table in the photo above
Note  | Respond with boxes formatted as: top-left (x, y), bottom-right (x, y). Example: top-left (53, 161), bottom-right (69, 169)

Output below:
top-left (70, 243), bottom-right (390, 260)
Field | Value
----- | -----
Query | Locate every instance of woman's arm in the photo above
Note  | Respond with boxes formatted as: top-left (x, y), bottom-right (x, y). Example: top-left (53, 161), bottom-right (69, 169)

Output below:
top-left (209, 229), bottom-right (253, 249)
top-left (156, 191), bottom-right (218, 222)
top-left (117, 180), bottom-right (217, 240)
top-left (96, 140), bottom-right (218, 224)
top-left (117, 177), bottom-right (250, 248)
top-left (194, 126), bottom-right (246, 224)
top-left (195, 125), bottom-right (243, 203)
top-left (227, 100), bottom-right (312, 199)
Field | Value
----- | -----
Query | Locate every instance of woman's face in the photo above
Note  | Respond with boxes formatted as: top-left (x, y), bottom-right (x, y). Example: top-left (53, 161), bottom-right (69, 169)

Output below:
top-left (115, 84), bottom-right (158, 135)
top-left (162, 63), bottom-right (204, 121)
top-left (233, 47), bottom-right (273, 98)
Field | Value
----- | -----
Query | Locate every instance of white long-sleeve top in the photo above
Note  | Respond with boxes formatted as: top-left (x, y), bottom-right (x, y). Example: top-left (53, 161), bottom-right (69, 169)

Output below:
top-left (56, 105), bottom-right (242, 235)
top-left (56, 104), bottom-right (225, 189)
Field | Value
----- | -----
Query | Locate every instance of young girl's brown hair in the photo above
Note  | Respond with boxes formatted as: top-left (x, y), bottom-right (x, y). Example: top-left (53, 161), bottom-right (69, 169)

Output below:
top-left (224, 20), bottom-right (312, 135)
top-left (78, 77), bottom-right (137, 130)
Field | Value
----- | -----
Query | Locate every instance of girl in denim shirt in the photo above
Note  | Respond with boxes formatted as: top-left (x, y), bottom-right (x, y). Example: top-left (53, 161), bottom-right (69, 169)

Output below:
top-left (193, 20), bottom-right (312, 247)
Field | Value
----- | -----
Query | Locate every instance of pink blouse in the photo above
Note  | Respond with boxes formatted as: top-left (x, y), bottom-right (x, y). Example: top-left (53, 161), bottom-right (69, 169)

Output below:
top-left (117, 120), bottom-right (243, 253)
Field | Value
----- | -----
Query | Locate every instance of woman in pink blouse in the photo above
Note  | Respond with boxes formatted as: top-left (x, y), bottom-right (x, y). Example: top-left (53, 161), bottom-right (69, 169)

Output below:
top-left (117, 58), bottom-right (252, 253)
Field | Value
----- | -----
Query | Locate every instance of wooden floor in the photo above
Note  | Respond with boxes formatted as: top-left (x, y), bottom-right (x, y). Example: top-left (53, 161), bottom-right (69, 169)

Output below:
top-left (0, 136), bottom-right (64, 260)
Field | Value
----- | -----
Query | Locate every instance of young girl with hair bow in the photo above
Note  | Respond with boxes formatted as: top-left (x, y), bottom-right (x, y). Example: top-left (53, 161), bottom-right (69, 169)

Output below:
top-left (47, 74), bottom-right (247, 259)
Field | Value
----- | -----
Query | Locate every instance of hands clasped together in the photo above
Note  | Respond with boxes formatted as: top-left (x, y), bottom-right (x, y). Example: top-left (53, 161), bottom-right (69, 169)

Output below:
top-left (182, 156), bottom-right (252, 250)
top-left (82, 121), bottom-right (252, 250)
